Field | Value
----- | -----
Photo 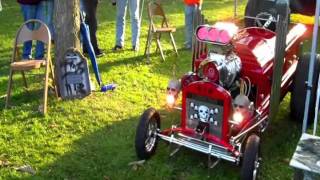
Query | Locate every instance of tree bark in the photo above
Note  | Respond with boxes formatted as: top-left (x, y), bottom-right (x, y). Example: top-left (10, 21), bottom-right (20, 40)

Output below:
top-left (53, 0), bottom-right (80, 96)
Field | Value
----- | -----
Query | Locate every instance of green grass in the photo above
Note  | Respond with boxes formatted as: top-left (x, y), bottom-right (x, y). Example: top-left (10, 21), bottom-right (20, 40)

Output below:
top-left (0, 0), bottom-right (317, 179)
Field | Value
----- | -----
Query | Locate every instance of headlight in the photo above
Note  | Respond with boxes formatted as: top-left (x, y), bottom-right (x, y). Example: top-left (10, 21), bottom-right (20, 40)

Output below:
top-left (166, 80), bottom-right (181, 108)
top-left (232, 111), bottom-right (244, 125)
top-left (166, 94), bottom-right (175, 107)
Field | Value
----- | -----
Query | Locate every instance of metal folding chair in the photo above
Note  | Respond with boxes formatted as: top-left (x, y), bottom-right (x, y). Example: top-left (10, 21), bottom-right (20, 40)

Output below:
top-left (5, 19), bottom-right (57, 115)
top-left (144, 2), bottom-right (178, 62)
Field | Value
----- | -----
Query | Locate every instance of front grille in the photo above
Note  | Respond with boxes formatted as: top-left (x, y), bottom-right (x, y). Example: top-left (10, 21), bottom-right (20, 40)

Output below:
top-left (186, 93), bottom-right (224, 138)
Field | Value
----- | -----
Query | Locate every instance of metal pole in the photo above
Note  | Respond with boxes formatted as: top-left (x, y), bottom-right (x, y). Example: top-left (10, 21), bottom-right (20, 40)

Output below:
top-left (312, 1), bottom-right (320, 135)
top-left (302, 0), bottom-right (320, 133)
top-left (313, 66), bottom-right (320, 135)
top-left (139, 0), bottom-right (145, 28)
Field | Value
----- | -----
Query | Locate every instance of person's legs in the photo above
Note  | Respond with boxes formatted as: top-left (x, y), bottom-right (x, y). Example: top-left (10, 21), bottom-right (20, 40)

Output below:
top-left (115, 0), bottom-right (128, 47)
top-left (83, 0), bottom-right (100, 53)
top-left (34, 2), bottom-right (46, 59)
top-left (20, 4), bottom-right (36, 59)
top-left (43, 0), bottom-right (54, 38)
top-left (184, 5), bottom-right (196, 49)
top-left (129, 0), bottom-right (140, 50)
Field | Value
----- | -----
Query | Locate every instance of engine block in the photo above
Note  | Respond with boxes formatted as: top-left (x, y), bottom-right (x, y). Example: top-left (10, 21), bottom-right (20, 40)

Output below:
top-left (207, 52), bottom-right (241, 88)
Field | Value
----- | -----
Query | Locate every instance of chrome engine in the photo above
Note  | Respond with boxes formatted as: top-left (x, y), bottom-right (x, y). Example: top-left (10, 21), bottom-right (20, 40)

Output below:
top-left (207, 52), bottom-right (241, 88)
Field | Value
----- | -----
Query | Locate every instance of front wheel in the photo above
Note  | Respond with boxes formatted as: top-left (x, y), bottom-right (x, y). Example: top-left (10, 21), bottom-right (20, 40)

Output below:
top-left (135, 107), bottom-right (161, 160)
top-left (241, 134), bottom-right (261, 180)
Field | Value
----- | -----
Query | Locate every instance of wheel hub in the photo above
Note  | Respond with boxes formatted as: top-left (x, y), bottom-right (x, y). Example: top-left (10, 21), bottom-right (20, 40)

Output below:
top-left (252, 155), bottom-right (261, 180)
top-left (145, 121), bottom-right (157, 152)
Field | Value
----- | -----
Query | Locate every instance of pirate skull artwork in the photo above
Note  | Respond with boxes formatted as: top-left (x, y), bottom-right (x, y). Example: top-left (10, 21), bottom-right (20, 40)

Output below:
top-left (198, 105), bottom-right (210, 122)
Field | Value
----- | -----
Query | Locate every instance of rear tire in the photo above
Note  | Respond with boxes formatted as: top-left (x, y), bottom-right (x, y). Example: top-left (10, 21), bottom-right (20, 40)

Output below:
top-left (290, 53), bottom-right (320, 123)
top-left (241, 134), bottom-right (261, 180)
top-left (135, 107), bottom-right (161, 160)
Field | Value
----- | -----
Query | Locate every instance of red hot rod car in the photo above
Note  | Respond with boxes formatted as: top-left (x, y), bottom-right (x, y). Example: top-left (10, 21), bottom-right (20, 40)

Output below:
top-left (135, 1), bottom-right (319, 179)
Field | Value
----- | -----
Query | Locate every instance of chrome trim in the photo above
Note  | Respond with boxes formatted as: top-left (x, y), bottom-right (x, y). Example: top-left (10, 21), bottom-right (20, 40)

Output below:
top-left (157, 133), bottom-right (238, 163)
top-left (173, 107), bottom-right (182, 111)
top-left (177, 133), bottom-right (228, 150)
top-left (230, 116), bottom-right (268, 144)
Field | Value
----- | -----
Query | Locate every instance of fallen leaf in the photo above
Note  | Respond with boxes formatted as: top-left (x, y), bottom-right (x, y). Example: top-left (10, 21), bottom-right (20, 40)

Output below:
top-left (132, 164), bottom-right (138, 171)
top-left (49, 123), bottom-right (59, 128)
top-left (128, 160), bottom-right (145, 166)
top-left (15, 164), bottom-right (36, 175)
top-left (0, 159), bottom-right (10, 167)
top-left (282, 158), bottom-right (290, 164)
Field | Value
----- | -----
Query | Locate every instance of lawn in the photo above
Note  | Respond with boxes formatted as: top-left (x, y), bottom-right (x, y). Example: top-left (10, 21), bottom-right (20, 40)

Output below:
top-left (0, 0), bottom-right (316, 179)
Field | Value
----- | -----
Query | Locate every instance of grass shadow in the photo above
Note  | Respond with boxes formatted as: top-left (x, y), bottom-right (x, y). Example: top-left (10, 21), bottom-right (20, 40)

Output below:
top-left (12, 102), bottom-right (300, 179)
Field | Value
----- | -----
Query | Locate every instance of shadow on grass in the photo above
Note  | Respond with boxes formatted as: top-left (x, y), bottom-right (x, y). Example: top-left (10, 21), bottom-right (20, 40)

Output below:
top-left (19, 101), bottom-right (301, 180)
top-left (0, 72), bottom-right (56, 113)
top-left (18, 108), bottom-right (237, 180)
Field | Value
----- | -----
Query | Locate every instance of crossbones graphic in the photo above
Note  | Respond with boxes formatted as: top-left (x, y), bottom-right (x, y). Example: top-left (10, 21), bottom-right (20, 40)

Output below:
top-left (190, 103), bottom-right (219, 126)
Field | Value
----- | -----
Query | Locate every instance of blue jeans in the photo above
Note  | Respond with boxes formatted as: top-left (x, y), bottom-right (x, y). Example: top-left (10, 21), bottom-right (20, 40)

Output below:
top-left (116, 0), bottom-right (140, 48)
top-left (20, 1), bottom-right (53, 59)
top-left (39, 0), bottom-right (54, 38)
top-left (20, 4), bottom-right (44, 59)
top-left (185, 5), bottom-right (198, 48)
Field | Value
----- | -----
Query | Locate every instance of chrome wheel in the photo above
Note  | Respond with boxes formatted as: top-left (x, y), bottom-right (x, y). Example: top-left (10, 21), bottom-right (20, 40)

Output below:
top-left (135, 108), bottom-right (161, 160)
top-left (252, 154), bottom-right (260, 180)
top-left (145, 120), bottom-right (158, 152)
top-left (241, 134), bottom-right (261, 180)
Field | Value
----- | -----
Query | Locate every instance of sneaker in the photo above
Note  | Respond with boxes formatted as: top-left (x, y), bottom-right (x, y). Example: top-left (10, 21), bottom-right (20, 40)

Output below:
top-left (132, 45), bottom-right (139, 52)
top-left (95, 49), bottom-right (105, 58)
top-left (112, 45), bottom-right (123, 52)
top-left (22, 55), bottom-right (32, 61)
top-left (184, 44), bottom-right (192, 50)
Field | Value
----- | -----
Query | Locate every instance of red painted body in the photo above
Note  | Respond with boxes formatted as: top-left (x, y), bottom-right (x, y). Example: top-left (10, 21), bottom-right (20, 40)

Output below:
top-left (161, 24), bottom-right (306, 152)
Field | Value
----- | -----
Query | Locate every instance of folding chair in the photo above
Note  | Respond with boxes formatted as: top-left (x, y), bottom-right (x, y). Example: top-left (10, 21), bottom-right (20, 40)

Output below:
top-left (5, 19), bottom-right (57, 115)
top-left (144, 2), bottom-right (178, 62)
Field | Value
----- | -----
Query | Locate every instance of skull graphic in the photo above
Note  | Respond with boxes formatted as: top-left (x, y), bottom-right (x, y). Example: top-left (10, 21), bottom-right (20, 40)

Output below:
top-left (198, 105), bottom-right (209, 122)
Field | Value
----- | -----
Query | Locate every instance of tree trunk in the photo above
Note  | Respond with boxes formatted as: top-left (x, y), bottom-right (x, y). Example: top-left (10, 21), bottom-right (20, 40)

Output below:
top-left (53, 0), bottom-right (80, 96)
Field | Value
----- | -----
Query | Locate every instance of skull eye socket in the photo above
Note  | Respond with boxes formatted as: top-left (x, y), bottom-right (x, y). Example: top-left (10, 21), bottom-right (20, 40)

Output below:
top-left (200, 110), bottom-right (203, 113)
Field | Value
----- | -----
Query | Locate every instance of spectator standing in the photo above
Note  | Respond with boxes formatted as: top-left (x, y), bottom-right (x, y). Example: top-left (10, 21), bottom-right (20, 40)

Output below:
top-left (39, 0), bottom-right (54, 38)
top-left (17, 0), bottom-right (43, 59)
top-left (184, 0), bottom-right (202, 49)
top-left (81, 0), bottom-right (104, 57)
top-left (113, 0), bottom-right (140, 52)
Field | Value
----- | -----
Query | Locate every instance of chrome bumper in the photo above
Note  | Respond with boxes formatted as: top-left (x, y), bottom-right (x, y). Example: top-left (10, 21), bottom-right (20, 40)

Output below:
top-left (157, 133), bottom-right (238, 163)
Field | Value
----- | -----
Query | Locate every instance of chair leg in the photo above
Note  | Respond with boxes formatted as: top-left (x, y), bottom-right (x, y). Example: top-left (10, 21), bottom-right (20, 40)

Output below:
top-left (144, 26), bottom-right (152, 56)
top-left (146, 32), bottom-right (154, 63)
top-left (42, 64), bottom-right (50, 115)
top-left (49, 59), bottom-right (58, 98)
top-left (5, 70), bottom-right (14, 108)
top-left (21, 71), bottom-right (28, 89)
top-left (156, 33), bottom-right (162, 53)
top-left (156, 35), bottom-right (165, 61)
top-left (169, 32), bottom-right (179, 56)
